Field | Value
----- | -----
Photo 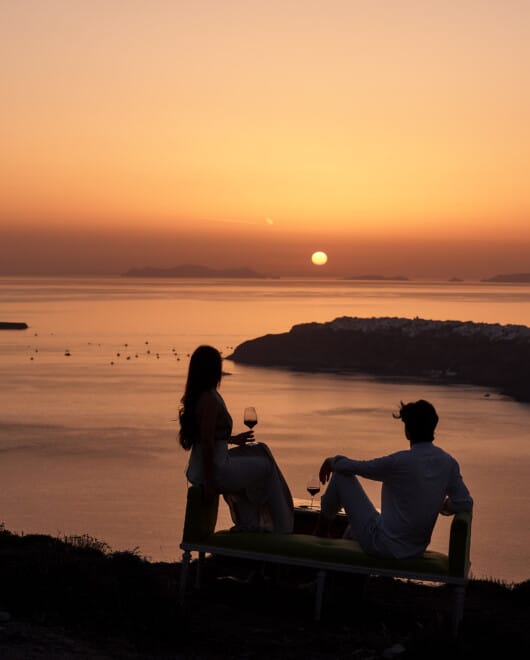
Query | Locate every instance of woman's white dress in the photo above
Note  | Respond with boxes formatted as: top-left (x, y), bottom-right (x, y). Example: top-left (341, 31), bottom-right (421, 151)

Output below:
top-left (186, 391), bottom-right (293, 533)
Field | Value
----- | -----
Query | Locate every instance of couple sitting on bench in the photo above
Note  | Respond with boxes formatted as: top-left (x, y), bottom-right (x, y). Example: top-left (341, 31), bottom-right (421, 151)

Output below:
top-left (179, 345), bottom-right (473, 560)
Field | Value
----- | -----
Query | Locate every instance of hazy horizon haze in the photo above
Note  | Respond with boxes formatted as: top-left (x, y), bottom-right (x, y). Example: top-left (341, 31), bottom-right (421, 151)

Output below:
top-left (1, 222), bottom-right (529, 279)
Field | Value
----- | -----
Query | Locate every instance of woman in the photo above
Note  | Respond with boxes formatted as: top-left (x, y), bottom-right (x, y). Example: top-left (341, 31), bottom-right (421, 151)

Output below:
top-left (179, 345), bottom-right (293, 533)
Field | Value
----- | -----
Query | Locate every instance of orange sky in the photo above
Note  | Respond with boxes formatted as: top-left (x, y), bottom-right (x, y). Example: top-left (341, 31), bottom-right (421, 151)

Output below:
top-left (1, 1), bottom-right (530, 277)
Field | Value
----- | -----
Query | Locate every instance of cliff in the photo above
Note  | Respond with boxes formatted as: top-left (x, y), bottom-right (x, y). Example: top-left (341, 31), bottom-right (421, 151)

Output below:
top-left (228, 316), bottom-right (530, 402)
top-left (482, 273), bottom-right (530, 283)
top-left (123, 264), bottom-right (266, 278)
top-left (344, 274), bottom-right (410, 281)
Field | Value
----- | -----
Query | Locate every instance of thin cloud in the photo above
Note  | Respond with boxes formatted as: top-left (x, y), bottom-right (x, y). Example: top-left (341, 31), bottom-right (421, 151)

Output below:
top-left (200, 217), bottom-right (276, 227)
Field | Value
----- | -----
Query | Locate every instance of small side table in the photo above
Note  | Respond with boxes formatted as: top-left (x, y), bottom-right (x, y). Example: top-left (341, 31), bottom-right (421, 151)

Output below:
top-left (293, 498), bottom-right (348, 536)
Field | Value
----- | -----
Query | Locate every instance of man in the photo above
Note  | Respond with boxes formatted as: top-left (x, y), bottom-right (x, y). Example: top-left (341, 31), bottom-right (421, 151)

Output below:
top-left (315, 400), bottom-right (473, 558)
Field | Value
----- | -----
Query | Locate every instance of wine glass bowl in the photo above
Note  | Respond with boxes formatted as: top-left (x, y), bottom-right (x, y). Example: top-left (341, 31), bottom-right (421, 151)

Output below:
top-left (243, 407), bottom-right (257, 430)
top-left (306, 475), bottom-right (321, 509)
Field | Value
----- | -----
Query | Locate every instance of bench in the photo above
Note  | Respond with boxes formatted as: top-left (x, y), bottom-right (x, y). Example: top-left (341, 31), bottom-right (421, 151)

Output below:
top-left (179, 485), bottom-right (472, 636)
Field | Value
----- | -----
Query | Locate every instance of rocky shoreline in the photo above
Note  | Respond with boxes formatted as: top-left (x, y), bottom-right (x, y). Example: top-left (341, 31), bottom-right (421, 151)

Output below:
top-left (0, 526), bottom-right (528, 659)
top-left (228, 316), bottom-right (530, 403)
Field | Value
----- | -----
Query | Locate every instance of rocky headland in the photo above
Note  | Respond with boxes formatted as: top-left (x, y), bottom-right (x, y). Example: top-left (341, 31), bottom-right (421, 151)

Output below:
top-left (344, 275), bottom-right (410, 281)
top-left (228, 316), bottom-right (530, 403)
top-left (482, 273), bottom-right (530, 282)
top-left (123, 264), bottom-right (266, 278)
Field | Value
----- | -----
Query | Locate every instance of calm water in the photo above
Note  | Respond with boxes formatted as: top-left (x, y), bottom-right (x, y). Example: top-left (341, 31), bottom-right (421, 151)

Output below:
top-left (1, 276), bottom-right (529, 583)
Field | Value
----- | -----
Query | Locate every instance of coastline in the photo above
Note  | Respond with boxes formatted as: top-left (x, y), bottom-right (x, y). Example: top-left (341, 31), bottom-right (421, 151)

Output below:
top-left (0, 527), bottom-right (528, 659)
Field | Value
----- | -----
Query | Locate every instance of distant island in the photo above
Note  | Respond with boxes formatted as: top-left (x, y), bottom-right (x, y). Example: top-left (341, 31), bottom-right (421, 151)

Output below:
top-left (228, 316), bottom-right (530, 403)
top-left (482, 273), bottom-right (530, 283)
top-left (448, 277), bottom-right (463, 282)
top-left (123, 264), bottom-right (266, 278)
top-left (0, 322), bottom-right (28, 330)
top-left (343, 274), bottom-right (410, 281)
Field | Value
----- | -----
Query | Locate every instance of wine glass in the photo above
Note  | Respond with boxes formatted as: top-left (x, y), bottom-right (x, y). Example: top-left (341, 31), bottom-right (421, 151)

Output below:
top-left (243, 407), bottom-right (258, 444)
top-left (243, 406), bottom-right (257, 430)
top-left (306, 475), bottom-right (321, 509)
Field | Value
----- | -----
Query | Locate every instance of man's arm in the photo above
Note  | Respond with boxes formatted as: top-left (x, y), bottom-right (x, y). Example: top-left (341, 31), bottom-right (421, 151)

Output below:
top-left (319, 453), bottom-right (397, 483)
top-left (333, 454), bottom-right (397, 480)
top-left (441, 462), bottom-right (473, 514)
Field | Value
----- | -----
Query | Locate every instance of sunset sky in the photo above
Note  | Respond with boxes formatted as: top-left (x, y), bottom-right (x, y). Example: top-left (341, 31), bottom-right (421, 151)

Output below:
top-left (2, 1), bottom-right (529, 277)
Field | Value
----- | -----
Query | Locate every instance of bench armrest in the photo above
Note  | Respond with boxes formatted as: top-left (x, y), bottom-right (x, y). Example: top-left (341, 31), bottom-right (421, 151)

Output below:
top-left (448, 511), bottom-right (472, 577)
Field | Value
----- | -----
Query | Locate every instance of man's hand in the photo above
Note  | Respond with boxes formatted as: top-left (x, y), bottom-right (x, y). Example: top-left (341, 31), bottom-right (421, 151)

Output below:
top-left (440, 496), bottom-right (454, 516)
top-left (319, 457), bottom-right (334, 484)
top-left (230, 431), bottom-right (255, 445)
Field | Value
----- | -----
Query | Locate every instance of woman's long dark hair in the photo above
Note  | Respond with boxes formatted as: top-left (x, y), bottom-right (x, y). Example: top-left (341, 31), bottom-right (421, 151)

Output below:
top-left (179, 345), bottom-right (222, 450)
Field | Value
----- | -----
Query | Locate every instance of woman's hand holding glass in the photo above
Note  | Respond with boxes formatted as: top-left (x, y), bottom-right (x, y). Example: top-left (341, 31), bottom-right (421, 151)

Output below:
top-left (230, 431), bottom-right (255, 445)
top-left (228, 407), bottom-right (259, 445)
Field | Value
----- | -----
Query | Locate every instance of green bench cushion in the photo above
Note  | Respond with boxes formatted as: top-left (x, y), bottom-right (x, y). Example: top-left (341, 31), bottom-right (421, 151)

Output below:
top-left (201, 530), bottom-right (451, 576)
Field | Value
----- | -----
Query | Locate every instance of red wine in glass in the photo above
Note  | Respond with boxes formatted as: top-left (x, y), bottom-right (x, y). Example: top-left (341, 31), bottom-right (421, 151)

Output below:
top-left (306, 476), bottom-right (321, 509)
top-left (243, 407), bottom-right (258, 442)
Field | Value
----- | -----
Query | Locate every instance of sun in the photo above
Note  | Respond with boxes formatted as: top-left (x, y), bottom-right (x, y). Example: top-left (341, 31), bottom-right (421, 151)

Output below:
top-left (311, 251), bottom-right (328, 266)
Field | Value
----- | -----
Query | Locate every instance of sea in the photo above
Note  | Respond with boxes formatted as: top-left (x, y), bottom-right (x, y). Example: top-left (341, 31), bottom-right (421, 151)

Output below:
top-left (1, 276), bottom-right (529, 583)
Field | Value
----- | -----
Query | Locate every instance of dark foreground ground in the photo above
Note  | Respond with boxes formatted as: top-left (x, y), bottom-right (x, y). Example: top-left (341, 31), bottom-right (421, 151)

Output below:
top-left (0, 526), bottom-right (528, 659)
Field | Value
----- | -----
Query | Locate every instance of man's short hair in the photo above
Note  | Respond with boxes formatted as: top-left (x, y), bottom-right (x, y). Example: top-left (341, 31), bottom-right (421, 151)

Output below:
top-left (394, 400), bottom-right (439, 443)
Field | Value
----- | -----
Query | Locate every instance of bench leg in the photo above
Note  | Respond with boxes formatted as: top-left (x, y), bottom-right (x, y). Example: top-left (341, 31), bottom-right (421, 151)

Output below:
top-left (314, 570), bottom-right (327, 621)
top-left (179, 550), bottom-right (192, 608)
top-left (195, 551), bottom-right (205, 589)
top-left (451, 584), bottom-right (466, 638)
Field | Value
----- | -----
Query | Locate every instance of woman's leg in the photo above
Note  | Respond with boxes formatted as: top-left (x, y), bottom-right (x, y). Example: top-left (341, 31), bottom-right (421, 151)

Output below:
top-left (220, 445), bottom-right (293, 532)
top-left (220, 453), bottom-right (273, 492)
top-left (219, 452), bottom-right (273, 531)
